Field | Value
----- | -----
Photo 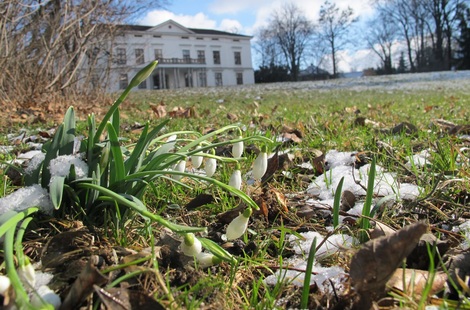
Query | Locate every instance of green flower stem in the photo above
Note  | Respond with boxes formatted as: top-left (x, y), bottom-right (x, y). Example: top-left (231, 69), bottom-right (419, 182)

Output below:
top-left (101, 255), bottom-right (151, 274)
top-left (147, 130), bottom-right (201, 148)
top-left (0, 208), bottom-right (39, 238)
top-left (94, 60), bottom-right (158, 144)
top-left (14, 217), bottom-right (33, 267)
top-left (4, 229), bottom-right (33, 309)
top-left (122, 170), bottom-right (259, 210)
top-left (77, 183), bottom-right (207, 233)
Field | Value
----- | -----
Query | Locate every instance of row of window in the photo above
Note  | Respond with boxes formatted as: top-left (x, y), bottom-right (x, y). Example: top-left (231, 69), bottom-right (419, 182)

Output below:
top-left (131, 34), bottom-right (241, 42)
top-left (119, 71), bottom-right (244, 89)
top-left (115, 48), bottom-right (242, 66)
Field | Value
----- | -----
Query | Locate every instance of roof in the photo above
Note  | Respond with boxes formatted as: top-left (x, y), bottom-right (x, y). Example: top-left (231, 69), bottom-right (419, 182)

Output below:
top-left (115, 20), bottom-right (252, 38)
top-left (188, 28), bottom-right (251, 38)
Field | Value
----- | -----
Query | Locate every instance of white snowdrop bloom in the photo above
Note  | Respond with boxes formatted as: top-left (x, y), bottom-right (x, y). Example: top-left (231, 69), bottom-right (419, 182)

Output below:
top-left (172, 160), bottom-right (186, 180)
top-left (181, 233), bottom-right (202, 257)
top-left (232, 139), bottom-right (244, 158)
top-left (229, 169), bottom-right (242, 190)
top-left (196, 252), bottom-right (222, 268)
top-left (226, 208), bottom-right (252, 240)
top-left (31, 285), bottom-right (61, 309)
top-left (253, 151), bottom-right (268, 180)
top-left (0, 275), bottom-right (11, 295)
top-left (191, 147), bottom-right (203, 169)
top-left (204, 158), bottom-right (217, 177)
top-left (17, 262), bottom-right (35, 288)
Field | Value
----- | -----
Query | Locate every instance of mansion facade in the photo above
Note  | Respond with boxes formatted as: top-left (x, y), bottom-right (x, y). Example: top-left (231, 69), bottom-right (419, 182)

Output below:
top-left (93, 20), bottom-right (255, 92)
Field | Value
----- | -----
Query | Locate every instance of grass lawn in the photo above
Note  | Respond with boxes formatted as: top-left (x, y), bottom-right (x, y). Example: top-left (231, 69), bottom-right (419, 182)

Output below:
top-left (1, 66), bottom-right (470, 309)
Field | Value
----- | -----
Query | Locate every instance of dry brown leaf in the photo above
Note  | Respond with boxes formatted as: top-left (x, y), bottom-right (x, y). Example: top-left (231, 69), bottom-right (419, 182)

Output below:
top-left (340, 190), bottom-right (356, 211)
top-left (350, 222), bottom-right (428, 309)
top-left (227, 112), bottom-right (238, 121)
top-left (150, 102), bottom-right (167, 118)
top-left (94, 285), bottom-right (165, 310)
top-left (168, 106), bottom-right (198, 118)
top-left (261, 148), bottom-right (279, 184)
top-left (60, 256), bottom-right (108, 310)
top-left (387, 268), bottom-right (447, 297)
top-left (350, 222), bottom-right (428, 294)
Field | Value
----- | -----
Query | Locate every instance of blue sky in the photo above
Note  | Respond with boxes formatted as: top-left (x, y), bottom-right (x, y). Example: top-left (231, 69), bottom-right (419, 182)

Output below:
top-left (137, 0), bottom-right (380, 72)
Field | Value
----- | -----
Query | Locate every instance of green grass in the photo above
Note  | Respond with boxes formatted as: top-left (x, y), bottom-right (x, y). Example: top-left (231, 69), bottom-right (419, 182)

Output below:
top-left (1, 72), bottom-right (470, 309)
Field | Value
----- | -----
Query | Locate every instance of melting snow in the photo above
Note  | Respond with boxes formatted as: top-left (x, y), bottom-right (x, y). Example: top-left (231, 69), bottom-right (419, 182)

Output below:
top-left (264, 257), bottom-right (346, 293)
top-left (0, 185), bottom-right (53, 216)
top-left (48, 154), bottom-right (88, 179)
top-left (307, 151), bottom-right (422, 207)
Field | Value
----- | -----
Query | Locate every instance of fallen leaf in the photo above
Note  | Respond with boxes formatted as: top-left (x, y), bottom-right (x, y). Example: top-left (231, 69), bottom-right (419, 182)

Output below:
top-left (185, 193), bottom-right (215, 210)
top-left (261, 148), bottom-right (280, 184)
top-left (94, 285), bottom-right (165, 310)
top-left (387, 268), bottom-right (447, 297)
top-left (340, 190), bottom-right (356, 211)
top-left (350, 222), bottom-right (428, 307)
top-left (60, 256), bottom-right (108, 310)
top-left (226, 112), bottom-right (238, 121)
top-left (150, 101), bottom-right (167, 118)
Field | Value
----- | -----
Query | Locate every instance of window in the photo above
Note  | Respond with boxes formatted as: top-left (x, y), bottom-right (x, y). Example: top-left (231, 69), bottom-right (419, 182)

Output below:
top-left (134, 34), bottom-right (143, 37)
top-left (196, 37), bottom-right (204, 40)
top-left (197, 50), bottom-right (205, 63)
top-left (135, 48), bottom-right (144, 64)
top-left (183, 49), bottom-right (190, 63)
top-left (119, 74), bottom-right (128, 89)
top-left (234, 51), bottom-right (241, 65)
top-left (215, 72), bottom-right (223, 86)
top-left (212, 38), bottom-right (219, 41)
top-left (116, 48), bottom-right (126, 65)
top-left (138, 79), bottom-right (147, 89)
top-left (236, 72), bottom-right (243, 85)
top-left (198, 72), bottom-right (207, 87)
top-left (181, 36), bottom-right (189, 39)
top-left (153, 35), bottom-right (161, 38)
top-left (154, 49), bottom-right (163, 60)
top-left (213, 51), bottom-right (220, 64)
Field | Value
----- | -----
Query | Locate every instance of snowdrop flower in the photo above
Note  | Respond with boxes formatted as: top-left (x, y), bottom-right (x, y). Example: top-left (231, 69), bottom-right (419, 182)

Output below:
top-left (253, 147), bottom-right (268, 180)
top-left (172, 159), bottom-right (186, 180)
top-left (17, 259), bottom-right (35, 288)
top-left (229, 164), bottom-right (242, 190)
top-left (205, 157), bottom-right (217, 177)
top-left (232, 137), bottom-right (244, 158)
top-left (0, 275), bottom-right (10, 295)
top-left (226, 207), bottom-right (252, 240)
top-left (181, 233), bottom-right (202, 257)
top-left (191, 146), bottom-right (203, 169)
top-left (196, 252), bottom-right (222, 268)
top-left (31, 285), bottom-right (61, 309)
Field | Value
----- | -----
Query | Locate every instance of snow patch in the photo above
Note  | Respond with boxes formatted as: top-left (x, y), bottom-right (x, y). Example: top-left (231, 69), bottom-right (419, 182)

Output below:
top-left (0, 185), bottom-right (53, 216)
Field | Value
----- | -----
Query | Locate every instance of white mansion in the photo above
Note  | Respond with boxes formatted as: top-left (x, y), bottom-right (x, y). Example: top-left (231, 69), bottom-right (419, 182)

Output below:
top-left (97, 19), bottom-right (255, 92)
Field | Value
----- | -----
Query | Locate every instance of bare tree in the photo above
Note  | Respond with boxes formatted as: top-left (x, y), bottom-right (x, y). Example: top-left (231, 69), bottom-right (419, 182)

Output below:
top-left (365, 12), bottom-right (399, 74)
top-left (259, 2), bottom-right (315, 81)
top-left (318, 0), bottom-right (358, 77)
top-left (254, 27), bottom-right (283, 68)
top-left (0, 0), bottom-right (166, 105)
top-left (374, 0), bottom-right (463, 72)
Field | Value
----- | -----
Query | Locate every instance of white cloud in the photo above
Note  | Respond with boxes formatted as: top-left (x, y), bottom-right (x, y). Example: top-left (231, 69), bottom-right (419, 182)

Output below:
top-left (139, 10), bottom-right (217, 29)
top-left (208, 0), bottom-right (271, 15)
top-left (219, 19), bottom-right (244, 33)
top-left (139, 10), bottom-right (246, 34)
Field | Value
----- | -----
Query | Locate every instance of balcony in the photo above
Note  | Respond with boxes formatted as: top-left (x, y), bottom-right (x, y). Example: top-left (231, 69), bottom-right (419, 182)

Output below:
top-left (157, 57), bottom-right (206, 65)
